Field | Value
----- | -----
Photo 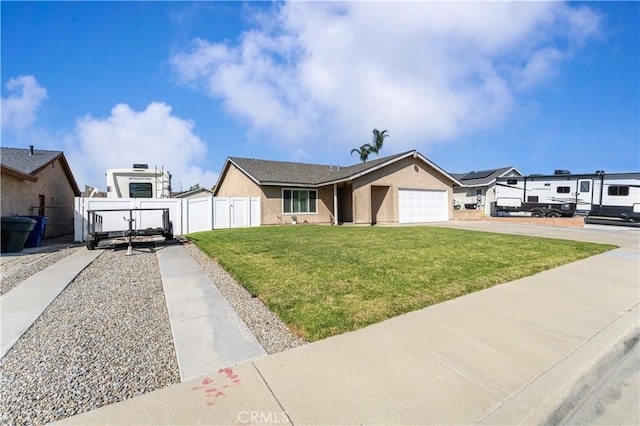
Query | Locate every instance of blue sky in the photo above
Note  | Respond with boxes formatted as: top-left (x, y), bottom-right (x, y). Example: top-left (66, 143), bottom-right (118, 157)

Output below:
top-left (2, 1), bottom-right (638, 191)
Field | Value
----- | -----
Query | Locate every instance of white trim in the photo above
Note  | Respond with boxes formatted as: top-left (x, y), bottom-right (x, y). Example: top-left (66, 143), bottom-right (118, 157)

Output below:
top-left (282, 188), bottom-right (319, 215)
top-left (333, 184), bottom-right (339, 225)
top-left (213, 158), bottom-right (262, 195)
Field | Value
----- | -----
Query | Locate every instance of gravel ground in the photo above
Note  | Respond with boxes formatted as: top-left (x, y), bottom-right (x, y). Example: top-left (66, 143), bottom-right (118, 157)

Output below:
top-left (0, 246), bottom-right (81, 296)
top-left (0, 243), bottom-right (180, 425)
top-left (183, 241), bottom-right (307, 354)
top-left (0, 238), bottom-right (306, 425)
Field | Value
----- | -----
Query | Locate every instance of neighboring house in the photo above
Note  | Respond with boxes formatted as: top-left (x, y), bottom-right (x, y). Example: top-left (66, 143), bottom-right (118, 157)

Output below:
top-left (451, 166), bottom-right (522, 216)
top-left (214, 150), bottom-right (462, 226)
top-left (83, 185), bottom-right (107, 198)
top-left (174, 187), bottom-right (215, 199)
top-left (1, 146), bottom-right (81, 237)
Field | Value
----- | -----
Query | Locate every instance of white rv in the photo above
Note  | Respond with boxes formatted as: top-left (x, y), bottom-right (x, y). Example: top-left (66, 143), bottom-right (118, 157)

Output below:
top-left (106, 164), bottom-right (172, 198)
top-left (495, 171), bottom-right (640, 221)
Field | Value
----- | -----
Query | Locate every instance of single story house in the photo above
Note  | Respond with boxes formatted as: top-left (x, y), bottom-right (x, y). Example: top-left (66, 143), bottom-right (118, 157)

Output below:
top-left (214, 150), bottom-right (462, 226)
top-left (451, 166), bottom-right (522, 216)
top-left (1, 146), bottom-right (81, 237)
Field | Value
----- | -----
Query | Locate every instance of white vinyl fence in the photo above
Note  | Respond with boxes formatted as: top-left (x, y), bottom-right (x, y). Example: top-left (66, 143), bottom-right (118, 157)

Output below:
top-left (74, 196), bottom-right (260, 242)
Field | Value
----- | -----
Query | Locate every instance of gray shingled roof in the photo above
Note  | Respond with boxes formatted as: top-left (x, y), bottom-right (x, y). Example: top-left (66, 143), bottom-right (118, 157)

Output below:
top-left (1, 146), bottom-right (81, 195)
top-left (229, 151), bottom-right (414, 185)
top-left (452, 166), bottom-right (519, 187)
top-left (1, 147), bottom-right (62, 175)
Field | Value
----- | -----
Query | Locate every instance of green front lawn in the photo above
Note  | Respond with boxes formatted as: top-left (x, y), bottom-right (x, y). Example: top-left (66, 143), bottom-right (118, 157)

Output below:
top-left (187, 226), bottom-right (615, 341)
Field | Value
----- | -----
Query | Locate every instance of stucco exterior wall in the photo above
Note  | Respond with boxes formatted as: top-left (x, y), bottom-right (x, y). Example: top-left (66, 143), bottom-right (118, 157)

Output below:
top-left (215, 164), bottom-right (262, 197)
top-left (261, 185), bottom-right (334, 225)
top-left (1, 158), bottom-right (78, 237)
top-left (217, 164), bottom-right (334, 225)
top-left (216, 157), bottom-right (454, 226)
top-left (351, 157), bottom-right (453, 224)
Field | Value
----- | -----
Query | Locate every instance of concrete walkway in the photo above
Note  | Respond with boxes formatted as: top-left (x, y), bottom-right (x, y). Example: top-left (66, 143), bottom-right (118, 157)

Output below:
top-left (56, 223), bottom-right (639, 425)
top-left (0, 248), bottom-right (102, 358)
top-left (155, 243), bottom-right (266, 381)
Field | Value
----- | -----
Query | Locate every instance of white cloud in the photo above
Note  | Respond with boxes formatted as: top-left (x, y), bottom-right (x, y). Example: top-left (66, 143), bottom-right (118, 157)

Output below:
top-left (66, 102), bottom-right (217, 191)
top-left (170, 1), bottom-right (600, 157)
top-left (1, 75), bottom-right (48, 132)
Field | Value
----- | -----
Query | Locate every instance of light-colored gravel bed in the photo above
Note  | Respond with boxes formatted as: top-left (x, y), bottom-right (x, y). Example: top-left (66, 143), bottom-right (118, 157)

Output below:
top-left (0, 239), bottom-right (305, 424)
top-left (183, 241), bottom-right (308, 354)
top-left (0, 244), bottom-right (180, 425)
top-left (0, 246), bottom-right (81, 296)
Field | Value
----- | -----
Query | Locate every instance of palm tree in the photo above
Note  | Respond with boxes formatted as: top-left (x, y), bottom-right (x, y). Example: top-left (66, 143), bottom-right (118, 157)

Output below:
top-left (369, 129), bottom-right (389, 158)
top-left (351, 144), bottom-right (372, 162)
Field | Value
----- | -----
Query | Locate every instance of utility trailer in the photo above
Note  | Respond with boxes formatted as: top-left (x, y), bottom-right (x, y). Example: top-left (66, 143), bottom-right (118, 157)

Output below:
top-left (85, 207), bottom-right (174, 250)
top-left (495, 171), bottom-right (640, 221)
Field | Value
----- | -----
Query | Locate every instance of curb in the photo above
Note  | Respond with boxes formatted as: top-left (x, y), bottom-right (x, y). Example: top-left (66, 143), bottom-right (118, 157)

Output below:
top-left (478, 305), bottom-right (639, 425)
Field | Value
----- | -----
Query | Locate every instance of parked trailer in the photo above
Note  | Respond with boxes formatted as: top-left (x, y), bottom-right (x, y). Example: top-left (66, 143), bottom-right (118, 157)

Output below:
top-left (495, 172), bottom-right (640, 221)
top-left (85, 207), bottom-right (173, 250)
top-left (106, 164), bottom-right (171, 199)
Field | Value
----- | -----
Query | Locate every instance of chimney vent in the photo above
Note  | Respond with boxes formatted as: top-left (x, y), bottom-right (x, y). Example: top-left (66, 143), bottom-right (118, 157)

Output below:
top-left (29, 145), bottom-right (34, 155)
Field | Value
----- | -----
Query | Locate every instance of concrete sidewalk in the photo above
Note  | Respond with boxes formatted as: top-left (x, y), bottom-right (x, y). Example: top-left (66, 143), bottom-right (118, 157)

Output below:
top-left (0, 248), bottom-right (102, 358)
top-left (59, 224), bottom-right (639, 425)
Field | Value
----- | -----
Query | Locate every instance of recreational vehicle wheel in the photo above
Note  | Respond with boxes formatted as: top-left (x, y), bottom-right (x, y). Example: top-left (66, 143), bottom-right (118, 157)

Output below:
top-left (546, 211), bottom-right (561, 218)
top-left (531, 210), bottom-right (544, 218)
top-left (86, 239), bottom-right (97, 250)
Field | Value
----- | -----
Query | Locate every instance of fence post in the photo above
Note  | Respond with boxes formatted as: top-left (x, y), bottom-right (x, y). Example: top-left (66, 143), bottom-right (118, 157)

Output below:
top-left (208, 195), bottom-right (214, 230)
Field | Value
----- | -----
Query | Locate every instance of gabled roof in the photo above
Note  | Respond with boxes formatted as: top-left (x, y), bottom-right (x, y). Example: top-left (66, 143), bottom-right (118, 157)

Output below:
top-left (0, 147), bottom-right (81, 195)
top-left (451, 166), bottom-right (522, 187)
top-left (174, 187), bottom-right (215, 198)
top-left (217, 150), bottom-right (461, 191)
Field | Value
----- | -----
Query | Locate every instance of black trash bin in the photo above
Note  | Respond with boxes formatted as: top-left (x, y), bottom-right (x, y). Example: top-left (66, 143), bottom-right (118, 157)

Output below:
top-left (24, 216), bottom-right (48, 248)
top-left (1, 216), bottom-right (37, 253)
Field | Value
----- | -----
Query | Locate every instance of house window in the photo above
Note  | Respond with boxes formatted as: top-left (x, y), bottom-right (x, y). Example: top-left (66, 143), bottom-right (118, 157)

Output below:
top-left (608, 186), bottom-right (629, 196)
top-left (506, 179), bottom-right (517, 185)
top-left (557, 186), bottom-right (570, 194)
top-left (129, 182), bottom-right (153, 198)
top-left (476, 189), bottom-right (482, 196)
top-left (283, 189), bottom-right (317, 214)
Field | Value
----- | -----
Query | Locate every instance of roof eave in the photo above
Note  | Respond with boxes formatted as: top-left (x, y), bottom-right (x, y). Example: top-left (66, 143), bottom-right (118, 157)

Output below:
top-left (0, 165), bottom-right (38, 182)
top-left (413, 152), bottom-right (464, 186)
top-left (56, 154), bottom-right (81, 196)
top-left (261, 181), bottom-right (323, 188)
top-left (330, 151), bottom-right (416, 183)
top-left (499, 167), bottom-right (523, 178)
top-left (213, 158), bottom-right (263, 196)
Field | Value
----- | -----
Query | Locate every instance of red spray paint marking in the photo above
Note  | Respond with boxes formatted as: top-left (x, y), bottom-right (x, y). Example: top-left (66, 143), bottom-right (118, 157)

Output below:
top-left (192, 367), bottom-right (241, 406)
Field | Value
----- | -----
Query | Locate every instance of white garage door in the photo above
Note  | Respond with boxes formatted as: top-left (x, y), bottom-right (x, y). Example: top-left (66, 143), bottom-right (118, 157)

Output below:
top-left (399, 188), bottom-right (449, 223)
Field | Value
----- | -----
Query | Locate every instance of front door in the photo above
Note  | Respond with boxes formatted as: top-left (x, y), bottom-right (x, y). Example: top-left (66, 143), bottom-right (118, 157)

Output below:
top-left (575, 179), bottom-right (593, 213)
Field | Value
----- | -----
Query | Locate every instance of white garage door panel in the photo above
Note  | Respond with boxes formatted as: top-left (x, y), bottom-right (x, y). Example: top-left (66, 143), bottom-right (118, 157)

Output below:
top-left (399, 189), bottom-right (448, 223)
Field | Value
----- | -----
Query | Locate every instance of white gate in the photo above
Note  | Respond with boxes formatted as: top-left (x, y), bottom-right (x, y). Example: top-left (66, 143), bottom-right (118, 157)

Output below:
top-left (203, 196), bottom-right (261, 231)
top-left (74, 196), bottom-right (260, 241)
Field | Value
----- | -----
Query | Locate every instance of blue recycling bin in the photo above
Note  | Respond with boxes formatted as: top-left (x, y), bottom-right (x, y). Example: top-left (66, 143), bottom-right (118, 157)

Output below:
top-left (23, 216), bottom-right (48, 248)
top-left (1, 216), bottom-right (37, 253)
